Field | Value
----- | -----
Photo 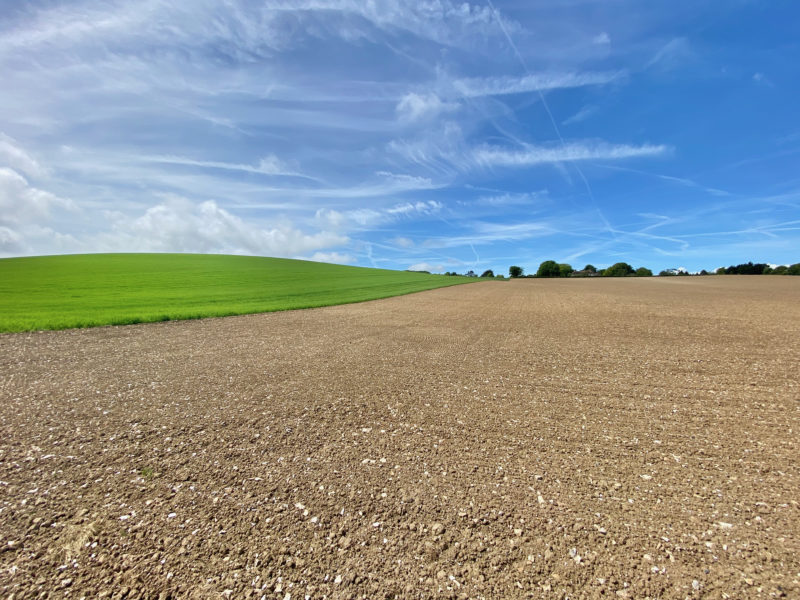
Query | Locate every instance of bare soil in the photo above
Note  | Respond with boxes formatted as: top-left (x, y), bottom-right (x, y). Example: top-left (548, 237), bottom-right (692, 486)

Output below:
top-left (1, 276), bottom-right (798, 599)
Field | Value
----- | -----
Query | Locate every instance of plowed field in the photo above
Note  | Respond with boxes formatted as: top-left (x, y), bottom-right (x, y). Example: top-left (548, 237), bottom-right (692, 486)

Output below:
top-left (1, 276), bottom-right (798, 599)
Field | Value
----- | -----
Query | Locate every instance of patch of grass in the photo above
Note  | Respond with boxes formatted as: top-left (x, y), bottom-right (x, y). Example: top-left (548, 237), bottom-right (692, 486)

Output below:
top-left (140, 466), bottom-right (156, 480)
top-left (0, 253), bottom-right (479, 332)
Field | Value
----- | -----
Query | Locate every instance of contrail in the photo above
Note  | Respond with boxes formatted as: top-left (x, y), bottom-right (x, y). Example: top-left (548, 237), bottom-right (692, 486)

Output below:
top-left (469, 243), bottom-right (480, 267)
top-left (485, 0), bottom-right (615, 237)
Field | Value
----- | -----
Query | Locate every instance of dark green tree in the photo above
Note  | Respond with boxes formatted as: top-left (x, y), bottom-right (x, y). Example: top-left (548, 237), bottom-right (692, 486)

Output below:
top-left (480, 269), bottom-right (494, 278)
top-left (583, 264), bottom-right (597, 273)
top-left (725, 262), bottom-right (770, 275)
top-left (788, 263), bottom-right (800, 275)
top-left (634, 267), bottom-right (653, 277)
top-left (558, 263), bottom-right (574, 277)
top-left (536, 260), bottom-right (561, 277)
top-left (509, 265), bottom-right (523, 278)
top-left (603, 262), bottom-right (635, 277)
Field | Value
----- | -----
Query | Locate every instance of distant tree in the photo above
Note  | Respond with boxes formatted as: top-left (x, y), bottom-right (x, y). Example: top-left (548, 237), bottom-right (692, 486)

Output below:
top-left (634, 267), bottom-right (653, 277)
top-left (788, 263), bottom-right (800, 275)
top-left (465, 270), bottom-right (478, 277)
top-left (536, 260), bottom-right (561, 278)
top-left (480, 269), bottom-right (494, 278)
top-left (583, 264), bottom-right (597, 273)
top-left (699, 269), bottom-right (709, 275)
top-left (755, 263), bottom-right (770, 274)
top-left (658, 269), bottom-right (676, 277)
top-left (509, 265), bottom-right (523, 278)
top-left (558, 263), bottom-right (574, 277)
top-left (724, 261), bottom-right (770, 275)
top-left (771, 265), bottom-right (789, 275)
top-left (603, 262), bottom-right (635, 277)
top-left (715, 267), bottom-right (726, 275)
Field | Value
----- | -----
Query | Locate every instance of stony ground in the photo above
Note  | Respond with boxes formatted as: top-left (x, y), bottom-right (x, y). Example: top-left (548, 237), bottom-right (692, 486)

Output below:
top-left (1, 276), bottom-right (798, 600)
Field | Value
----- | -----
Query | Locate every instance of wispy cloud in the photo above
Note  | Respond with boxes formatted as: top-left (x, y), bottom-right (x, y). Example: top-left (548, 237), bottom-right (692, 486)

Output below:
top-left (1, 1), bottom-right (793, 272)
top-left (0, 0), bottom-right (516, 57)
top-left (645, 37), bottom-right (693, 71)
top-left (474, 142), bottom-right (668, 168)
top-left (390, 236), bottom-right (415, 248)
top-left (0, 134), bottom-right (47, 178)
top-left (460, 191), bottom-right (546, 207)
top-left (143, 154), bottom-right (320, 181)
top-left (595, 164), bottom-right (730, 197)
top-left (562, 105), bottom-right (598, 126)
top-left (396, 92), bottom-right (459, 122)
top-left (453, 71), bottom-right (621, 98)
top-left (316, 199), bottom-right (443, 232)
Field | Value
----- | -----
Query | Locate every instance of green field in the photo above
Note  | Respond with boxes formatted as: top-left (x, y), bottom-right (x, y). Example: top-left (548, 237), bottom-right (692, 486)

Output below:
top-left (0, 253), bottom-right (478, 333)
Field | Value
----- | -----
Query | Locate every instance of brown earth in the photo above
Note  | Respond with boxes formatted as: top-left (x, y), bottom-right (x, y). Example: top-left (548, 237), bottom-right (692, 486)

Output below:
top-left (1, 276), bottom-right (799, 600)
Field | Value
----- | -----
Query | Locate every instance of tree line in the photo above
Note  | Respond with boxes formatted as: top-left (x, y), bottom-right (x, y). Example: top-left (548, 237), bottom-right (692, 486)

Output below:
top-left (437, 260), bottom-right (799, 278)
top-left (715, 261), bottom-right (800, 275)
top-left (507, 261), bottom-right (652, 278)
top-left (505, 260), bottom-right (800, 278)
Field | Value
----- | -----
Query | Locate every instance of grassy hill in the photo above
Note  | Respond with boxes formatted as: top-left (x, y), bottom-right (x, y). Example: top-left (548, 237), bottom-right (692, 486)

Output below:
top-left (0, 253), bottom-right (477, 332)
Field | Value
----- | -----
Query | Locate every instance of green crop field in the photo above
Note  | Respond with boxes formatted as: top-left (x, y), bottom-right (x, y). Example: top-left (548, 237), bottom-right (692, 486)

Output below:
top-left (0, 253), bottom-right (478, 333)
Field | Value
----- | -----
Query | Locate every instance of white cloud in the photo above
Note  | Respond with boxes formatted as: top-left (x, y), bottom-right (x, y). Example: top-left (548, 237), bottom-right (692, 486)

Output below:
top-left (0, 134), bottom-right (46, 178)
top-left (752, 72), bottom-right (774, 87)
top-left (390, 236), bottom-right (415, 248)
top-left (396, 93), bottom-right (458, 122)
top-left (0, 226), bottom-right (24, 254)
top-left (101, 197), bottom-right (347, 256)
top-left (407, 262), bottom-right (443, 273)
top-left (473, 142), bottom-right (669, 168)
top-left (593, 32), bottom-right (610, 45)
top-left (306, 251), bottom-right (354, 264)
top-left (0, 167), bottom-right (74, 226)
top-left (454, 71), bottom-right (620, 98)
top-left (387, 200), bottom-right (442, 216)
top-left (0, 224), bottom-right (80, 257)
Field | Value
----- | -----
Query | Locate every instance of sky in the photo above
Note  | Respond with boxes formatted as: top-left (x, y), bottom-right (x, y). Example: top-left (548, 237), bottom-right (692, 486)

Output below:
top-left (1, 0), bottom-right (799, 274)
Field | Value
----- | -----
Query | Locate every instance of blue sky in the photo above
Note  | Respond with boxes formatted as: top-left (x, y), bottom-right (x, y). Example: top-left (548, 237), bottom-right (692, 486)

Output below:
top-left (1, 0), bottom-right (798, 274)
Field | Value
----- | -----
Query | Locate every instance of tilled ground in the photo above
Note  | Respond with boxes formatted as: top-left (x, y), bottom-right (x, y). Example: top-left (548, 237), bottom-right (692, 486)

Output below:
top-left (1, 277), bottom-right (798, 600)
